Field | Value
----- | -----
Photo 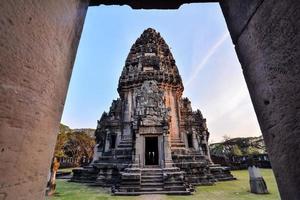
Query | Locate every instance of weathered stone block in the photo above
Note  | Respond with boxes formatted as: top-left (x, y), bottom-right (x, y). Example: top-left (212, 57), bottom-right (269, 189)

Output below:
top-left (0, 1), bottom-right (88, 199)
top-left (222, 0), bottom-right (300, 199)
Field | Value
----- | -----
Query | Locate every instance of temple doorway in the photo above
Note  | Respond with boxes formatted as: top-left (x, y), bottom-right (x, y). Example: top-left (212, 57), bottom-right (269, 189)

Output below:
top-left (145, 137), bottom-right (159, 166)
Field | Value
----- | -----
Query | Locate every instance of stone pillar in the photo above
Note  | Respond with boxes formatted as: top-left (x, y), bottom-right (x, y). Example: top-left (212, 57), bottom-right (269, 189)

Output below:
top-left (165, 89), bottom-right (181, 140)
top-left (134, 134), bottom-right (143, 167)
top-left (122, 91), bottom-right (133, 140)
top-left (163, 132), bottom-right (173, 168)
top-left (0, 1), bottom-right (89, 199)
top-left (203, 134), bottom-right (212, 163)
top-left (221, 1), bottom-right (300, 199)
top-left (92, 144), bottom-right (102, 163)
top-left (192, 132), bottom-right (199, 151)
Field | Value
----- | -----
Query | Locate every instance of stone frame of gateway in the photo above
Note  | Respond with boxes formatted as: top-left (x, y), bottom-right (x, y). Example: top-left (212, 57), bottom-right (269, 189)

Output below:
top-left (0, 1), bottom-right (299, 200)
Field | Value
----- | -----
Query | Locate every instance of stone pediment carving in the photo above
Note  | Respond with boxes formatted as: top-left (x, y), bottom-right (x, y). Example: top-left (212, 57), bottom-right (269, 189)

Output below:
top-left (134, 80), bottom-right (170, 128)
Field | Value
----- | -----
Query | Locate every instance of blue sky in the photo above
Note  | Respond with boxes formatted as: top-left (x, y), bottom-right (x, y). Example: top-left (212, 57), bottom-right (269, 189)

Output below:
top-left (61, 3), bottom-right (261, 142)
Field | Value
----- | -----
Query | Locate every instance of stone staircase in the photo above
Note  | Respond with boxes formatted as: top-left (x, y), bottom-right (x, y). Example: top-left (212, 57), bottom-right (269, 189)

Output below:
top-left (114, 167), bottom-right (191, 195)
top-left (140, 168), bottom-right (164, 192)
top-left (75, 138), bottom-right (134, 187)
top-left (209, 164), bottom-right (236, 181)
top-left (92, 138), bottom-right (133, 163)
top-left (171, 149), bottom-right (215, 186)
top-left (171, 138), bottom-right (186, 149)
top-left (117, 138), bottom-right (133, 150)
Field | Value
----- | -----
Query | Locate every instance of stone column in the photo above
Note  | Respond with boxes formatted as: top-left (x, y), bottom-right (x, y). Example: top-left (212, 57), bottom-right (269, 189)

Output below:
top-left (192, 132), bottom-right (199, 151)
top-left (122, 91), bottom-right (133, 140)
top-left (91, 144), bottom-right (102, 163)
top-left (163, 132), bottom-right (173, 168)
top-left (203, 133), bottom-right (212, 163)
top-left (104, 131), bottom-right (110, 152)
top-left (0, 1), bottom-right (89, 199)
top-left (165, 89), bottom-right (181, 140)
top-left (134, 134), bottom-right (143, 167)
top-left (221, 1), bottom-right (300, 199)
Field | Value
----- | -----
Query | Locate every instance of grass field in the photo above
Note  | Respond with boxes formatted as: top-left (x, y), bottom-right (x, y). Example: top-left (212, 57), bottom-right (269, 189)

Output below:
top-left (47, 169), bottom-right (280, 200)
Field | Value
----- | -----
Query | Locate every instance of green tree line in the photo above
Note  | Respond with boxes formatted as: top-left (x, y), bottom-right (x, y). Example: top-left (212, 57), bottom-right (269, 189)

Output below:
top-left (54, 124), bottom-right (95, 165)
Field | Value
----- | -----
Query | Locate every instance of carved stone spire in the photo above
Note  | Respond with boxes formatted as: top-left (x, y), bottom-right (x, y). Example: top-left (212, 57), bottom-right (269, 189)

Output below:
top-left (118, 28), bottom-right (183, 93)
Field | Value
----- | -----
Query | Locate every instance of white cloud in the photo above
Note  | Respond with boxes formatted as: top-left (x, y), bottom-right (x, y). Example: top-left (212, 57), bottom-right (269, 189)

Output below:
top-left (185, 32), bottom-right (230, 87)
top-left (184, 38), bottom-right (261, 143)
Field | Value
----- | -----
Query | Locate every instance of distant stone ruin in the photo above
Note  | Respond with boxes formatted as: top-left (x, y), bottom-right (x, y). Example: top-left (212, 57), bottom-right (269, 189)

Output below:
top-left (72, 28), bottom-right (234, 195)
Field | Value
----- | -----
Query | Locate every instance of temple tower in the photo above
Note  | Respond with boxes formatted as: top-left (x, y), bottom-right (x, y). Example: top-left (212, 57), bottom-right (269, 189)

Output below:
top-left (72, 28), bottom-right (234, 195)
top-left (118, 28), bottom-right (184, 145)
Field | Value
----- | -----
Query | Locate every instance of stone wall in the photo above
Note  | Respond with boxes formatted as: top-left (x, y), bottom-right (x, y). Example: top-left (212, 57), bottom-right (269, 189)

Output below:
top-left (0, 1), bottom-right (88, 199)
top-left (221, 0), bottom-right (300, 199)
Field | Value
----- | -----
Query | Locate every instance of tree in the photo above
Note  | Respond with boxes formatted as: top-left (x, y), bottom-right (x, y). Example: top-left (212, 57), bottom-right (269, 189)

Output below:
top-left (63, 132), bottom-right (95, 165)
top-left (53, 124), bottom-right (95, 166)
top-left (231, 145), bottom-right (243, 156)
top-left (223, 134), bottom-right (231, 142)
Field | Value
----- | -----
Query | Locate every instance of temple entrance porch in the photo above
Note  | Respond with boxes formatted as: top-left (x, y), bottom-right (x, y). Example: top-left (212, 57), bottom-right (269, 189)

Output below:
top-left (136, 133), bottom-right (164, 168)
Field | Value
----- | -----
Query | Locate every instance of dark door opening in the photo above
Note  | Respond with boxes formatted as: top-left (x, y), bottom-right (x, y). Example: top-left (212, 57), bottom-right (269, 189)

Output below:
top-left (110, 134), bottom-right (116, 149)
top-left (145, 137), bottom-right (159, 165)
top-left (187, 134), bottom-right (194, 148)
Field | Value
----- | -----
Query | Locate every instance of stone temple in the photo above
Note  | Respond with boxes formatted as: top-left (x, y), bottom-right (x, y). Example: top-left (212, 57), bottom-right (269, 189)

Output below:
top-left (72, 28), bottom-right (234, 195)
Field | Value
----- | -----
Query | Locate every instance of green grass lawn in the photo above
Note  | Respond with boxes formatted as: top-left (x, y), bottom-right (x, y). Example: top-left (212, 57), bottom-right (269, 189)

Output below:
top-left (48, 169), bottom-right (280, 200)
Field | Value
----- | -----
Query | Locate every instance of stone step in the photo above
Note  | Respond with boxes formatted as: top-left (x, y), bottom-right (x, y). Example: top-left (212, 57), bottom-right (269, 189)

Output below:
top-left (164, 185), bottom-right (187, 191)
top-left (171, 147), bottom-right (186, 149)
top-left (118, 145), bottom-right (132, 148)
top-left (141, 171), bottom-right (163, 175)
top-left (116, 148), bottom-right (132, 153)
top-left (141, 182), bottom-right (164, 187)
top-left (118, 142), bottom-right (132, 145)
top-left (164, 181), bottom-right (184, 185)
top-left (102, 149), bottom-right (133, 155)
top-left (118, 143), bottom-right (132, 146)
top-left (171, 146), bottom-right (186, 149)
top-left (114, 190), bottom-right (191, 195)
top-left (141, 175), bottom-right (163, 179)
top-left (171, 143), bottom-right (186, 146)
top-left (141, 168), bottom-right (162, 171)
top-left (141, 170), bottom-right (163, 175)
top-left (140, 187), bottom-right (164, 192)
top-left (141, 176), bottom-right (163, 179)
top-left (118, 144), bottom-right (132, 147)
top-left (119, 139), bottom-right (132, 142)
top-left (171, 141), bottom-right (183, 144)
top-left (118, 146), bottom-right (132, 148)
top-left (141, 178), bottom-right (163, 183)
top-left (141, 170), bottom-right (162, 173)
top-left (171, 140), bottom-right (184, 142)
top-left (141, 172), bottom-right (163, 176)
top-left (118, 186), bottom-right (140, 190)
top-left (171, 140), bottom-right (185, 143)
